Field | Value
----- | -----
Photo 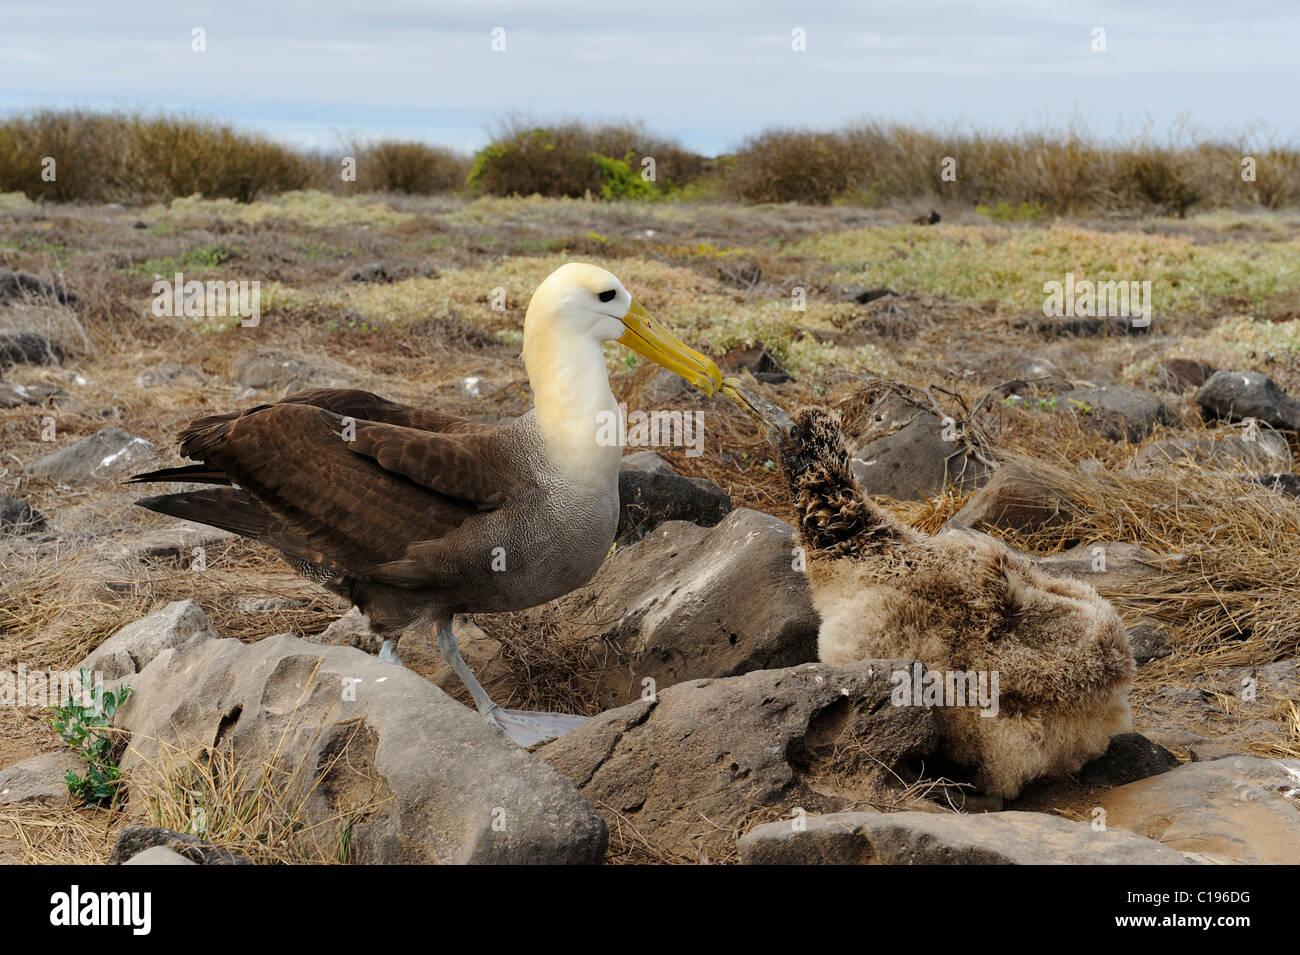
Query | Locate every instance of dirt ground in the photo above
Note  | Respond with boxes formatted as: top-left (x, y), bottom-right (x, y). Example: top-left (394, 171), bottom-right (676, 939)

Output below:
top-left (2, 192), bottom-right (1298, 861)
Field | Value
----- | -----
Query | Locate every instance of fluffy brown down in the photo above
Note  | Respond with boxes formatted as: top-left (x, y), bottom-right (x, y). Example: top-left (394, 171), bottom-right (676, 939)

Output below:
top-left (778, 406), bottom-right (1134, 798)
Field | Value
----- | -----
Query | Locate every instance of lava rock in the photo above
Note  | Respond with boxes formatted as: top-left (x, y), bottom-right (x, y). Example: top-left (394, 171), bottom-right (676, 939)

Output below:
top-left (1196, 370), bottom-right (1300, 431)
top-left (616, 451), bottom-right (731, 543)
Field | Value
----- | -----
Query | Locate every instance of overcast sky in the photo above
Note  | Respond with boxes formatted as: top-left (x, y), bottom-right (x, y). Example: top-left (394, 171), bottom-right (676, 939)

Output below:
top-left (1, 1), bottom-right (1296, 155)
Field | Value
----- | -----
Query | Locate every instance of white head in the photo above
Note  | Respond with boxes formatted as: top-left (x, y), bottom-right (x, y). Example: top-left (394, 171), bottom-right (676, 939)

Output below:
top-left (520, 263), bottom-right (721, 480)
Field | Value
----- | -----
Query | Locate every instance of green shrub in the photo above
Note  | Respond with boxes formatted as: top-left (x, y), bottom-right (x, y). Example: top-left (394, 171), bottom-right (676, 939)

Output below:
top-left (47, 672), bottom-right (132, 806)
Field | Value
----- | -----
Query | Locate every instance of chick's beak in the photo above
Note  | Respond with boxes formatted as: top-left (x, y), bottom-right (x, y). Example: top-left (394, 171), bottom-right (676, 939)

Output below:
top-left (719, 377), bottom-right (795, 443)
top-left (617, 299), bottom-right (722, 395)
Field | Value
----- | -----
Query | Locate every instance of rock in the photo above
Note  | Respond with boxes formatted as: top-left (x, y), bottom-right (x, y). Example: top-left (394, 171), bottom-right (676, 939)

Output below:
top-left (848, 394), bottom-right (990, 500)
top-left (0, 330), bottom-right (63, 367)
top-left (1133, 433), bottom-right (1291, 473)
top-left (77, 598), bottom-right (220, 682)
top-left (0, 268), bottom-right (76, 306)
top-left (1255, 473), bottom-right (1300, 496)
top-left (616, 451), bottom-right (731, 543)
top-left (137, 363), bottom-right (202, 388)
top-left (947, 463), bottom-right (1069, 533)
top-left (1159, 358), bottom-right (1215, 392)
top-left (109, 825), bottom-right (250, 865)
top-left (311, 606), bottom-right (383, 655)
top-left (0, 752), bottom-right (85, 807)
top-left (28, 427), bottom-right (154, 482)
top-left (1039, 317), bottom-right (1147, 338)
top-left (1007, 355), bottom-right (1073, 393)
top-left (0, 494), bottom-right (45, 535)
top-left (717, 347), bottom-right (790, 384)
top-left (538, 661), bottom-right (939, 859)
top-left (121, 847), bottom-right (196, 865)
top-left (737, 809), bottom-right (1198, 865)
top-left (342, 262), bottom-right (391, 283)
top-left (1188, 742), bottom-right (1241, 762)
top-left (1100, 756), bottom-right (1300, 863)
top-left (1126, 623), bottom-right (1172, 665)
top-left (1035, 541), bottom-right (1182, 590)
top-left (1061, 385), bottom-right (1172, 442)
top-left (846, 286), bottom-right (897, 305)
top-left (1196, 369), bottom-right (1300, 431)
top-left (116, 632), bottom-right (607, 864)
top-left (231, 350), bottom-right (320, 392)
top-left (1076, 733), bottom-right (1181, 787)
top-left (0, 381), bottom-right (61, 407)
top-left (541, 508), bottom-right (819, 707)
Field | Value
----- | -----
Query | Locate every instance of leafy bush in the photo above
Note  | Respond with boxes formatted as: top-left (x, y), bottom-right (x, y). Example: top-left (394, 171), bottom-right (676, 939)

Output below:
top-left (47, 672), bottom-right (132, 806)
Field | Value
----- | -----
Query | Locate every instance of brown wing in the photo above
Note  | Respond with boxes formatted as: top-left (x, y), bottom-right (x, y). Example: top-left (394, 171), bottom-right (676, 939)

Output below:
top-left (279, 388), bottom-right (501, 434)
top-left (175, 402), bottom-right (514, 580)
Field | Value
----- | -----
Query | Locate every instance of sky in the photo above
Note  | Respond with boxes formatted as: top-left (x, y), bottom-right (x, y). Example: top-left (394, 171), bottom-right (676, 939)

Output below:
top-left (1, 0), bottom-right (1296, 156)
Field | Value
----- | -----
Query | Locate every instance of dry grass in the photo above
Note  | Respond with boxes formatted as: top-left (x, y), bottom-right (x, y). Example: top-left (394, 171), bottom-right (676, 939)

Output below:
top-left (4, 191), bottom-right (1300, 863)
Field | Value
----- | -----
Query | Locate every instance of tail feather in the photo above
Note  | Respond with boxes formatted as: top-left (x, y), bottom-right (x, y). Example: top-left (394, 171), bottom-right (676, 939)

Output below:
top-left (126, 463), bottom-right (231, 486)
top-left (134, 489), bottom-right (271, 539)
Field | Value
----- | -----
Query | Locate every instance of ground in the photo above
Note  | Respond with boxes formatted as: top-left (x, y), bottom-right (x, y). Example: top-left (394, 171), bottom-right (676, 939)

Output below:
top-left (2, 190), bottom-right (1299, 862)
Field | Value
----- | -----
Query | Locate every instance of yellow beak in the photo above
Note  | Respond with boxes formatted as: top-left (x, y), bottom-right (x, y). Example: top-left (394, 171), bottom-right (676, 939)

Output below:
top-left (617, 299), bottom-right (722, 395)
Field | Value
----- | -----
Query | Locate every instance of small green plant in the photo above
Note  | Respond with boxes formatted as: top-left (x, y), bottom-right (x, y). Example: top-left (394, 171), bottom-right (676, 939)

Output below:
top-left (47, 672), bottom-right (132, 806)
top-left (590, 153), bottom-right (656, 200)
top-left (975, 200), bottom-right (1049, 222)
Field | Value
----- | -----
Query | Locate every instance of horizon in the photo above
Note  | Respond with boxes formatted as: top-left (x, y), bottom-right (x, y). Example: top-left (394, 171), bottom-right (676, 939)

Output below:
top-left (2, 0), bottom-right (1298, 157)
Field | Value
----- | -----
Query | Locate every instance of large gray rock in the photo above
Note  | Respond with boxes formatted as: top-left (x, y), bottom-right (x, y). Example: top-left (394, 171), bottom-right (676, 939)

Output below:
top-left (848, 394), bottom-right (989, 500)
top-left (1133, 433), bottom-right (1292, 473)
top-left (737, 809), bottom-right (1200, 865)
top-left (1196, 369), bottom-right (1300, 431)
top-left (77, 599), bottom-right (221, 681)
top-left (29, 428), bottom-right (154, 482)
top-left (538, 508), bottom-right (819, 708)
top-left (116, 632), bottom-right (607, 864)
top-left (616, 451), bottom-right (730, 543)
top-left (538, 660), bottom-right (939, 859)
top-left (1061, 385), bottom-right (1173, 442)
top-left (1100, 756), bottom-right (1300, 863)
top-left (0, 751), bottom-right (85, 807)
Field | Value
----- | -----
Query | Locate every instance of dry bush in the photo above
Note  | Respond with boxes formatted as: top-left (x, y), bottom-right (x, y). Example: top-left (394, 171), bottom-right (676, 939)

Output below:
top-left (349, 140), bottom-right (470, 194)
top-left (725, 118), bottom-right (1300, 213)
top-left (0, 110), bottom-right (313, 203)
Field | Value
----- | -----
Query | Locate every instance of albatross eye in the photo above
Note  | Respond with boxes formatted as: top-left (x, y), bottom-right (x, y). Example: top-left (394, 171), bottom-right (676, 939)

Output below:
top-left (598, 289), bottom-right (617, 303)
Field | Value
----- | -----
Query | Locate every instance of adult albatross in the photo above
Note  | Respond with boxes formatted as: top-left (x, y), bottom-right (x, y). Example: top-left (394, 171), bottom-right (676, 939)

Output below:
top-left (129, 263), bottom-right (722, 745)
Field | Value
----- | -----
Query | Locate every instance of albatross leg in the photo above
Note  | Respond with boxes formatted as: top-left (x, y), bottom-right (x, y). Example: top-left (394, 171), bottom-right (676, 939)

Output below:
top-left (433, 619), bottom-right (588, 747)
